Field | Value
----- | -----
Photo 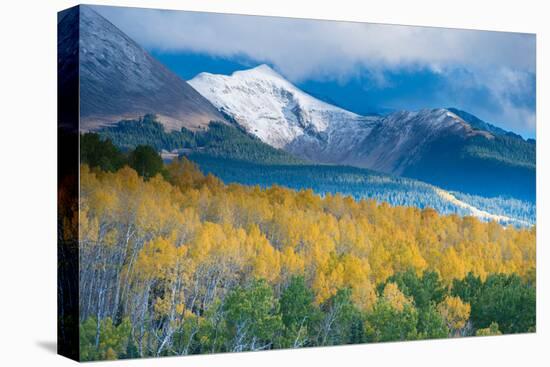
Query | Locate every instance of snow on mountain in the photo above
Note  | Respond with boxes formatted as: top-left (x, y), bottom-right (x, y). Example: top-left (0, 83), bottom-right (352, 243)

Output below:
top-left (189, 65), bottom-right (488, 168)
top-left (434, 188), bottom-right (531, 226)
top-left (349, 108), bottom-right (493, 174)
top-left (189, 64), bottom-right (377, 162)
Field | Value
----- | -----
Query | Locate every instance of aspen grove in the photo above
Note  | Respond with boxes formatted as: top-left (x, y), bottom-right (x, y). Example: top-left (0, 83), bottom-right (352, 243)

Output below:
top-left (71, 146), bottom-right (535, 360)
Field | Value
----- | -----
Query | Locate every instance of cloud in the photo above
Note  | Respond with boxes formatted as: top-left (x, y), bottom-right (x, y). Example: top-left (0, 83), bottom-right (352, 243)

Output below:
top-left (92, 5), bottom-right (536, 136)
top-left (93, 5), bottom-right (534, 79)
top-left (444, 67), bottom-right (536, 134)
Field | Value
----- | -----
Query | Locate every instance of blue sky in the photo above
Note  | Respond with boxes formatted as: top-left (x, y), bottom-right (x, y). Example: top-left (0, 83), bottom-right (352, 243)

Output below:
top-left (93, 5), bottom-right (536, 138)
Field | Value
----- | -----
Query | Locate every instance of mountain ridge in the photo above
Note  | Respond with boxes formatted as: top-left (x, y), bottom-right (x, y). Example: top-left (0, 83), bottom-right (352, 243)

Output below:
top-left (189, 65), bottom-right (535, 201)
top-left (190, 64), bottom-right (378, 163)
top-left (63, 5), bottom-right (228, 132)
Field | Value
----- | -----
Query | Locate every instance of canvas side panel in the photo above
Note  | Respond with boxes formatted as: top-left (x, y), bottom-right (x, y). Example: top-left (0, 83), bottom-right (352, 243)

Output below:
top-left (57, 5), bottom-right (80, 362)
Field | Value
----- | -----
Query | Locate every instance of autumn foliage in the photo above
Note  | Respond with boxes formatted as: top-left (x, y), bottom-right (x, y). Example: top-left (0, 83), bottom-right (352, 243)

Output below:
top-left (76, 157), bottom-right (536, 360)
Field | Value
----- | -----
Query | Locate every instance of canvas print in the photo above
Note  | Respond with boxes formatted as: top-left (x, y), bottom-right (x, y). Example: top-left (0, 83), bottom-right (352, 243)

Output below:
top-left (57, 4), bottom-right (536, 362)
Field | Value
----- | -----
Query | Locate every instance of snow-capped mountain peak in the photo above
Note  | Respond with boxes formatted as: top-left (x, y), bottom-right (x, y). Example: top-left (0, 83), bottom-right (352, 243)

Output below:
top-left (235, 63), bottom-right (286, 79)
top-left (189, 64), bottom-right (369, 150)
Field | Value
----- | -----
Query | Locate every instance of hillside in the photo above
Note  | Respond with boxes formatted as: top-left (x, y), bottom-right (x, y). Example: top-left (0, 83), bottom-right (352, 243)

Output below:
top-left (402, 130), bottom-right (535, 201)
top-left (94, 115), bottom-right (534, 225)
top-left (75, 158), bottom-right (536, 360)
top-left (188, 155), bottom-right (535, 226)
top-left (97, 115), bottom-right (305, 165)
top-left (62, 5), bottom-right (227, 131)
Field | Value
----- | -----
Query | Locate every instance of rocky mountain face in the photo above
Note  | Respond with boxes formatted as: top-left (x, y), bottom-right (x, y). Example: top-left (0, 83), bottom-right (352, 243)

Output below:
top-left (348, 108), bottom-right (493, 174)
top-left (189, 65), bottom-right (378, 161)
top-left (190, 65), bottom-right (383, 166)
top-left (59, 5), bottom-right (227, 132)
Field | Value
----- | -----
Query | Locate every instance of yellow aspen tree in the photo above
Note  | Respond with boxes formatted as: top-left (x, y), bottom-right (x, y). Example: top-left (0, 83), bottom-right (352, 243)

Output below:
top-left (437, 296), bottom-right (471, 336)
top-left (382, 282), bottom-right (413, 312)
top-left (439, 247), bottom-right (466, 283)
top-left (341, 255), bottom-right (377, 311)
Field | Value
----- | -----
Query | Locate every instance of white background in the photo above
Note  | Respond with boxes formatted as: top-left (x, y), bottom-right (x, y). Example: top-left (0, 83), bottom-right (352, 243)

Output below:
top-left (0, 0), bottom-right (548, 365)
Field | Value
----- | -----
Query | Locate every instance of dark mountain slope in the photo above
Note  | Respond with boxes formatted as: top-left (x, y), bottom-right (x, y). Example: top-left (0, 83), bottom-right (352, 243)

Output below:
top-left (59, 5), bottom-right (227, 132)
top-left (402, 130), bottom-right (535, 201)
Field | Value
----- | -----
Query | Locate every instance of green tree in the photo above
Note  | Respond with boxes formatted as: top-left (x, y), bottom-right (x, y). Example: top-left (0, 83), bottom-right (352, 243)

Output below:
top-left (279, 276), bottom-right (321, 348)
top-left (222, 279), bottom-right (283, 352)
top-left (128, 145), bottom-right (164, 179)
top-left (80, 133), bottom-right (125, 172)
top-left (451, 272), bottom-right (482, 305)
top-left (80, 317), bottom-right (132, 361)
top-left (383, 269), bottom-right (447, 310)
top-left (318, 288), bottom-right (365, 345)
top-left (417, 303), bottom-right (449, 339)
top-left (364, 300), bottom-right (419, 342)
top-left (192, 299), bottom-right (226, 354)
top-left (478, 274), bottom-right (534, 334)
top-left (476, 322), bottom-right (502, 336)
top-left (452, 273), bottom-right (535, 334)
